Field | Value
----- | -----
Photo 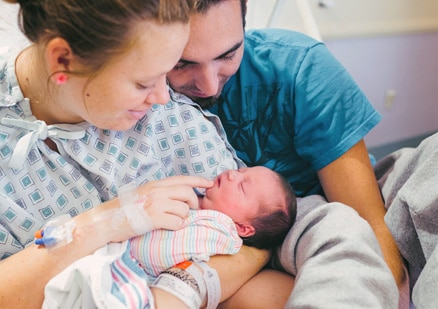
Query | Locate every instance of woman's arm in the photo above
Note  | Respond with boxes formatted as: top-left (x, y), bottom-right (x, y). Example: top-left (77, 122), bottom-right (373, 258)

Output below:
top-left (151, 245), bottom-right (270, 309)
top-left (317, 139), bottom-right (405, 286)
top-left (209, 246), bottom-right (271, 301)
top-left (0, 202), bottom-right (120, 308)
top-left (0, 175), bottom-right (212, 308)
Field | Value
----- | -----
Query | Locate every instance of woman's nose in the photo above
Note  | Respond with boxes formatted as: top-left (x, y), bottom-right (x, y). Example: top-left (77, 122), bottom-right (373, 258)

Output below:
top-left (145, 75), bottom-right (170, 105)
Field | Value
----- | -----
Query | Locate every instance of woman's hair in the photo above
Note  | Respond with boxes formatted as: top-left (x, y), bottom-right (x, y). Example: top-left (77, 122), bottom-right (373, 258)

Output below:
top-left (241, 172), bottom-right (297, 249)
top-left (5, 0), bottom-right (195, 74)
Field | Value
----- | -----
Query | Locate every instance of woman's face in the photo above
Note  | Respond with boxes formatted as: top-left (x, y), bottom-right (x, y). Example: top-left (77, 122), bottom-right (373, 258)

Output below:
top-left (58, 20), bottom-right (189, 130)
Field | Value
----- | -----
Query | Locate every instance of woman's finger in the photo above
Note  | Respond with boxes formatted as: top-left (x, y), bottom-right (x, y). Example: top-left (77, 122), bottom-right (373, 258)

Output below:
top-left (157, 214), bottom-right (185, 231)
top-left (148, 175), bottom-right (214, 189)
top-left (143, 198), bottom-right (190, 230)
top-left (139, 183), bottom-right (201, 210)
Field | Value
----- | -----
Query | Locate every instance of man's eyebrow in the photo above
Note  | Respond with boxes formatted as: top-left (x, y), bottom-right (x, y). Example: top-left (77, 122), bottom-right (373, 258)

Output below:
top-left (214, 41), bottom-right (243, 60)
top-left (178, 40), bottom-right (243, 65)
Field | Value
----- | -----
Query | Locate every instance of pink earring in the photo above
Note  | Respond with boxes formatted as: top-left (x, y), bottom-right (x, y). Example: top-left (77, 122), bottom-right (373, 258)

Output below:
top-left (55, 73), bottom-right (68, 85)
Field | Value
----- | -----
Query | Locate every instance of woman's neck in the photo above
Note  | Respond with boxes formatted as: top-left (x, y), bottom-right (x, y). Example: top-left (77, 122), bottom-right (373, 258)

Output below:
top-left (15, 46), bottom-right (58, 124)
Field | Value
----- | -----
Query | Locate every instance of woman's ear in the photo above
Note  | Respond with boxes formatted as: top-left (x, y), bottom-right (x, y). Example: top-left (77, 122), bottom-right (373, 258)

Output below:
top-left (46, 38), bottom-right (74, 76)
top-left (235, 222), bottom-right (255, 237)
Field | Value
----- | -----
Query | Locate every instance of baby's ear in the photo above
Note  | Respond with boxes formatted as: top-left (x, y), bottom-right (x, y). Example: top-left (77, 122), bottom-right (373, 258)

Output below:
top-left (235, 222), bottom-right (255, 237)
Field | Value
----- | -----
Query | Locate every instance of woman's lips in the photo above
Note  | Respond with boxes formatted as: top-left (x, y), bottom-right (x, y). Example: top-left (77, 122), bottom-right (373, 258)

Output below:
top-left (129, 109), bottom-right (147, 120)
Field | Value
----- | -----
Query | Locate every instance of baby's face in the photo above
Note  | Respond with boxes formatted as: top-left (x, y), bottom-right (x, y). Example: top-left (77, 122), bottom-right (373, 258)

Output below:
top-left (200, 167), bottom-right (284, 225)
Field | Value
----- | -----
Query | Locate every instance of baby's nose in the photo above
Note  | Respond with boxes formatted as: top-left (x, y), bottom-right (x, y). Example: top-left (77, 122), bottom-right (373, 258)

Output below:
top-left (227, 169), bottom-right (238, 181)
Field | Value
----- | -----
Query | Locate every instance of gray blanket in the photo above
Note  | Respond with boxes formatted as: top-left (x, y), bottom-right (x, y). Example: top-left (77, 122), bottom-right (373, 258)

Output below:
top-left (273, 195), bottom-right (398, 308)
top-left (374, 132), bottom-right (438, 309)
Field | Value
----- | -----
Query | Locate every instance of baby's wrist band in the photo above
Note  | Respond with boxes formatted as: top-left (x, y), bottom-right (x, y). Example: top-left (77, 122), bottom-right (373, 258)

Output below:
top-left (196, 261), bottom-right (221, 309)
top-left (151, 260), bottom-right (221, 309)
top-left (152, 261), bottom-right (204, 308)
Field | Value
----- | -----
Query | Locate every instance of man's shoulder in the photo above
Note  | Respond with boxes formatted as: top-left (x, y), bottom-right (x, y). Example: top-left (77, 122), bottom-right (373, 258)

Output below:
top-left (236, 29), bottom-right (323, 84)
top-left (245, 28), bottom-right (321, 49)
top-left (241, 28), bottom-right (325, 71)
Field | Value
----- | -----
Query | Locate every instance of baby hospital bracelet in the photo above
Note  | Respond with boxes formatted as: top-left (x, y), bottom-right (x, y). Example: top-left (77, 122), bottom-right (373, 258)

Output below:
top-left (151, 261), bottom-right (205, 309)
top-left (151, 260), bottom-right (221, 309)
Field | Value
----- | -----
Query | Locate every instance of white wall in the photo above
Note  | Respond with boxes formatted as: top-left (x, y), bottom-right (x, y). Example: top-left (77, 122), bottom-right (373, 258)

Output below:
top-left (247, 0), bottom-right (438, 39)
top-left (247, 0), bottom-right (438, 148)
top-left (0, 2), bottom-right (28, 47)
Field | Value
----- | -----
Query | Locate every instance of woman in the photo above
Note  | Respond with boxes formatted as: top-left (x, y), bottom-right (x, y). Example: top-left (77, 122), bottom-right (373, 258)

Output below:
top-left (0, 0), bottom-right (268, 307)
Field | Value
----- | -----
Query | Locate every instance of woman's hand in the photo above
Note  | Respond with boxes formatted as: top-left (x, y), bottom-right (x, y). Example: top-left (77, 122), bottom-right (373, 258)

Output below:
top-left (97, 175), bottom-right (214, 242)
top-left (134, 175), bottom-right (214, 231)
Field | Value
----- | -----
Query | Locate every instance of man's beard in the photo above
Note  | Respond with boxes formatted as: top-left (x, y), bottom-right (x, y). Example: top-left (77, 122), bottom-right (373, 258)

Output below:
top-left (195, 96), bottom-right (220, 110)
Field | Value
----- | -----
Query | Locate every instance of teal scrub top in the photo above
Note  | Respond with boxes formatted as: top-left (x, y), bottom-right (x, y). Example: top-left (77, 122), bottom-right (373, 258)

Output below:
top-left (209, 29), bottom-right (381, 196)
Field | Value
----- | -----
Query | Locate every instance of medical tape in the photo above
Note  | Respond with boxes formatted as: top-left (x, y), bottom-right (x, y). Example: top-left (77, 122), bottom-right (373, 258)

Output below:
top-left (151, 261), bottom-right (205, 309)
top-left (34, 214), bottom-right (76, 251)
top-left (118, 183), bottom-right (154, 235)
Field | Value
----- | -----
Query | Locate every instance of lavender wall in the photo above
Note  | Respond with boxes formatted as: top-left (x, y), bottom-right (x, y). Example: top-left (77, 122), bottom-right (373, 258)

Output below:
top-left (326, 33), bottom-right (438, 148)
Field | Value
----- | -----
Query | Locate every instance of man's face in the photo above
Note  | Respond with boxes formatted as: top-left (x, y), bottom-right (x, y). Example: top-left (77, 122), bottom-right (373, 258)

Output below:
top-left (167, 0), bottom-right (244, 109)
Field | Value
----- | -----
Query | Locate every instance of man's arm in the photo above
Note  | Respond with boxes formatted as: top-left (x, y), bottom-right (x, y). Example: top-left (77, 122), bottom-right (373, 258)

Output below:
top-left (317, 139), bottom-right (405, 286)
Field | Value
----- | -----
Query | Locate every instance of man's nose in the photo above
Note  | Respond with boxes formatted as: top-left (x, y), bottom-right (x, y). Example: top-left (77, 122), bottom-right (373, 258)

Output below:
top-left (196, 64), bottom-right (220, 97)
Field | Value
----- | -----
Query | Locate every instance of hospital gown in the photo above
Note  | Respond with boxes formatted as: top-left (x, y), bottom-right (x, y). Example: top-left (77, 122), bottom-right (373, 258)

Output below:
top-left (0, 46), bottom-right (242, 258)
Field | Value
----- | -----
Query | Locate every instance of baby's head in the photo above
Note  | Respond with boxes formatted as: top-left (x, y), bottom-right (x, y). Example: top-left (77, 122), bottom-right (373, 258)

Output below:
top-left (199, 166), bottom-right (296, 249)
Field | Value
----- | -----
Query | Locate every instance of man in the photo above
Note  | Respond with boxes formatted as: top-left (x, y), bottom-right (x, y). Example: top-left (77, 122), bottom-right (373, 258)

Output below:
top-left (167, 0), bottom-right (403, 307)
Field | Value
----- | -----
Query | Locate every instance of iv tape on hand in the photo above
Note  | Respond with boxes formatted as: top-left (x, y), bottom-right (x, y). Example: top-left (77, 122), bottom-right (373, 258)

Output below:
top-left (118, 182), bottom-right (154, 235)
top-left (34, 182), bottom-right (154, 250)
top-left (34, 214), bottom-right (76, 251)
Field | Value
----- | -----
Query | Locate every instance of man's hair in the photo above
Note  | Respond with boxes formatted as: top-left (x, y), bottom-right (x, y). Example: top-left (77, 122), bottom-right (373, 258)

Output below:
top-left (241, 172), bottom-right (297, 249)
top-left (194, 0), bottom-right (247, 28)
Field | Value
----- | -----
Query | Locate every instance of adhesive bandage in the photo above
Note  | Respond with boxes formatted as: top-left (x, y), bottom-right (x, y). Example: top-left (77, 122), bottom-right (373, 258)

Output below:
top-left (118, 183), bottom-right (154, 235)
